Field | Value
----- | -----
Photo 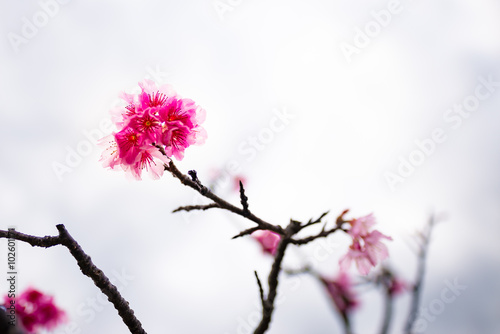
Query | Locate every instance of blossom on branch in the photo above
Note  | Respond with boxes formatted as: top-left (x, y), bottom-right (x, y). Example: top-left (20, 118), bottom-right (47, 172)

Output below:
top-left (2, 287), bottom-right (66, 333)
top-left (99, 80), bottom-right (207, 180)
top-left (388, 276), bottom-right (407, 296)
top-left (340, 214), bottom-right (392, 276)
top-left (252, 230), bottom-right (281, 256)
top-left (320, 271), bottom-right (359, 314)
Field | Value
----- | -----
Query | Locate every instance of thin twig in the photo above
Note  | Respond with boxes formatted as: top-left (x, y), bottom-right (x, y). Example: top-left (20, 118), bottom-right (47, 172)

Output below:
top-left (165, 161), bottom-right (284, 235)
top-left (172, 203), bottom-right (220, 213)
top-left (232, 227), bottom-right (260, 240)
top-left (290, 226), bottom-right (345, 245)
top-left (302, 211), bottom-right (329, 228)
top-left (254, 271), bottom-right (265, 310)
top-left (239, 180), bottom-right (250, 216)
top-left (404, 215), bottom-right (436, 334)
top-left (253, 221), bottom-right (302, 334)
top-left (0, 226), bottom-right (147, 334)
top-left (164, 159), bottom-right (349, 334)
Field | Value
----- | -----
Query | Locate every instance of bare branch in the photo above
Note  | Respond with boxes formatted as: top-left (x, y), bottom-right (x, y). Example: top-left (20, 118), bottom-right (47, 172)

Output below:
top-left (302, 210), bottom-right (329, 228)
top-left (253, 221), bottom-right (301, 334)
top-left (165, 161), bottom-right (284, 235)
top-left (404, 215), bottom-right (437, 334)
top-left (172, 203), bottom-right (220, 213)
top-left (239, 180), bottom-right (250, 216)
top-left (254, 271), bottom-right (265, 310)
top-left (0, 226), bottom-right (147, 334)
top-left (232, 227), bottom-right (260, 240)
top-left (0, 228), bottom-right (60, 248)
top-left (290, 226), bottom-right (345, 245)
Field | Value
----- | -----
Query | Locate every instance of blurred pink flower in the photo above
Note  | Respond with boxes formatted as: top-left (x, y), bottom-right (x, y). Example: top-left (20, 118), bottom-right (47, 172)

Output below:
top-left (3, 287), bottom-right (66, 333)
top-left (321, 271), bottom-right (359, 314)
top-left (363, 230), bottom-right (391, 264)
top-left (388, 277), bottom-right (407, 296)
top-left (252, 230), bottom-right (281, 256)
top-left (348, 213), bottom-right (377, 238)
top-left (100, 79), bottom-right (206, 180)
top-left (340, 214), bottom-right (392, 276)
top-left (339, 240), bottom-right (374, 276)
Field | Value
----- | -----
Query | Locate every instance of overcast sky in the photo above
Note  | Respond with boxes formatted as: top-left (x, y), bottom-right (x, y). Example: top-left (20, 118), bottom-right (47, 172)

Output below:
top-left (1, 0), bottom-right (500, 333)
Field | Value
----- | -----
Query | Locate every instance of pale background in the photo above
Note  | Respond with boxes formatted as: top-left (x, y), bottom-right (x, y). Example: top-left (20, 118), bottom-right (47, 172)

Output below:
top-left (1, 0), bottom-right (500, 333)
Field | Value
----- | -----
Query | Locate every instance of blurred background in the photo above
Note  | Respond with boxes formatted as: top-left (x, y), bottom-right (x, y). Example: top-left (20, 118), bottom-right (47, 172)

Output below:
top-left (1, 0), bottom-right (500, 333)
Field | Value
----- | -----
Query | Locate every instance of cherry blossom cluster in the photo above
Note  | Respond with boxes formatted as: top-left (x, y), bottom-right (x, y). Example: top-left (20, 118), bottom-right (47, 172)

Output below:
top-left (100, 80), bottom-right (207, 180)
top-left (340, 213), bottom-right (392, 275)
top-left (3, 287), bottom-right (66, 333)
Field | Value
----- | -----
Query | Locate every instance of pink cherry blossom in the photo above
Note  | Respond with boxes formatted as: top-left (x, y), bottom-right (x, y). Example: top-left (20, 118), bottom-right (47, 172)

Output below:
top-left (100, 79), bottom-right (206, 179)
top-left (98, 134), bottom-right (121, 169)
top-left (161, 121), bottom-right (196, 160)
top-left (129, 146), bottom-right (170, 180)
top-left (339, 240), bottom-right (374, 276)
top-left (158, 97), bottom-right (197, 128)
top-left (129, 108), bottom-right (161, 143)
top-left (340, 213), bottom-right (392, 276)
top-left (252, 230), bottom-right (281, 256)
top-left (363, 230), bottom-right (392, 265)
top-left (321, 271), bottom-right (359, 314)
top-left (3, 287), bottom-right (66, 333)
top-left (347, 213), bottom-right (377, 238)
top-left (115, 126), bottom-right (143, 164)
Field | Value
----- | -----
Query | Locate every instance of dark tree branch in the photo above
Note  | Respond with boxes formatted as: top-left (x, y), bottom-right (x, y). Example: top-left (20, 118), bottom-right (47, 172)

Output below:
top-left (0, 226), bottom-right (147, 334)
top-left (289, 210), bottom-right (348, 245)
top-left (254, 271), bottom-right (265, 310)
top-left (404, 215), bottom-right (436, 334)
top-left (187, 170), bottom-right (208, 195)
top-left (172, 203), bottom-right (220, 213)
top-left (239, 180), bottom-right (250, 216)
top-left (163, 159), bottom-right (349, 334)
top-left (302, 211), bottom-right (329, 229)
top-left (290, 226), bottom-right (346, 245)
top-left (232, 227), bottom-right (260, 240)
top-left (0, 228), bottom-right (60, 248)
top-left (165, 161), bottom-right (284, 235)
top-left (253, 221), bottom-right (302, 334)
